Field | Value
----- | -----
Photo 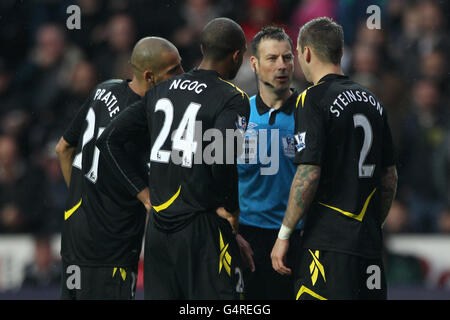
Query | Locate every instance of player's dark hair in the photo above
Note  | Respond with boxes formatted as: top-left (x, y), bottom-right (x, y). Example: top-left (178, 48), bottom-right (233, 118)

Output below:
top-left (298, 17), bottom-right (344, 65)
top-left (200, 17), bottom-right (246, 61)
top-left (251, 25), bottom-right (293, 57)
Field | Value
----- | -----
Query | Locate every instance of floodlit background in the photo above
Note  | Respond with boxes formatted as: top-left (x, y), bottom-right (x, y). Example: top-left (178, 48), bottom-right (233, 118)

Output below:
top-left (0, 0), bottom-right (449, 299)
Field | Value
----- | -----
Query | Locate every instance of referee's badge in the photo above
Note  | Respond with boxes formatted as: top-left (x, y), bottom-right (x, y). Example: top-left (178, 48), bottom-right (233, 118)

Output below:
top-left (294, 131), bottom-right (306, 152)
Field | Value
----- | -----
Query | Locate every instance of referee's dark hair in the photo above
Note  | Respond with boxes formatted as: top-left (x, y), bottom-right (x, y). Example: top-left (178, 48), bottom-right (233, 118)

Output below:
top-left (251, 25), bottom-right (293, 58)
top-left (200, 17), bottom-right (246, 61)
top-left (297, 17), bottom-right (344, 65)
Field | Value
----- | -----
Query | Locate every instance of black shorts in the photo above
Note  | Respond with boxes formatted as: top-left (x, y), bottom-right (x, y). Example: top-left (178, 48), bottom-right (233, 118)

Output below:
top-left (294, 248), bottom-right (387, 300)
top-left (239, 224), bottom-right (301, 300)
top-left (144, 212), bottom-right (243, 299)
top-left (60, 262), bottom-right (138, 300)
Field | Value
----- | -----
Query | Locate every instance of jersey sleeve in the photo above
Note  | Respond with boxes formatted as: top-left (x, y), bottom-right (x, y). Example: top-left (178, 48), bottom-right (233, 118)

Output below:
top-left (293, 90), bottom-right (326, 166)
top-left (62, 94), bottom-right (92, 146)
top-left (96, 98), bottom-right (149, 197)
top-left (212, 93), bottom-right (250, 213)
top-left (381, 111), bottom-right (396, 167)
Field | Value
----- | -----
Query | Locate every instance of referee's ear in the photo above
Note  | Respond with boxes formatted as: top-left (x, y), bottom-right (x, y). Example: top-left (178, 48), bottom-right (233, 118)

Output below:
top-left (250, 55), bottom-right (258, 74)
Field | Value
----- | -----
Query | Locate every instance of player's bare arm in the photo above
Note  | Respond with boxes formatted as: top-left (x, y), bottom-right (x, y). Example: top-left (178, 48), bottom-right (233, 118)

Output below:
top-left (380, 165), bottom-right (398, 227)
top-left (137, 187), bottom-right (152, 213)
top-left (271, 164), bottom-right (321, 275)
top-left (55, 137), bottom-right (76, 187)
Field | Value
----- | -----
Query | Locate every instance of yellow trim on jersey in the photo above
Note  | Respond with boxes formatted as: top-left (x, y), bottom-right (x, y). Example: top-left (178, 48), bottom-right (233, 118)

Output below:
top-left (309, 250), bottom-right (326, 286)
top-left (112, 267), bottom-right (127, 281)
top-left (64, 198), bottom-right (82, 220)
top-left (218, 77), bottom-right (249, 101)
top-left (296, 81), bottom-right (325, 108)
top-left (219, 229), bottom-right (232, 276)
top-left (153, 186), bottom-right (181, 212)
top-left (318, 188), bottom-right (377, 222)
top-left (296, 285), bottom-right (327, 300)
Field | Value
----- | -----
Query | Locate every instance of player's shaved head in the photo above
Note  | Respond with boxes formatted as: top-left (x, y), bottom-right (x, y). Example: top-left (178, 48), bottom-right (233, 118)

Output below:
top-left (200, 17), bottom-right (246, 61)
top-left (130, 37), bottom-right (179, 80)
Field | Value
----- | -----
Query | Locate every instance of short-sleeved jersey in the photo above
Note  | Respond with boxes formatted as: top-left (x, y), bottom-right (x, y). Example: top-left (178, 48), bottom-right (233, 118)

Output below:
top-left (97, 69), bottom-right (251, 233)
top-left (61, 79), bottom-right (147, 267)
top-left (237, 92), bottom-right (301, 229)
top-left (294, 74), bottom-right (395, 258)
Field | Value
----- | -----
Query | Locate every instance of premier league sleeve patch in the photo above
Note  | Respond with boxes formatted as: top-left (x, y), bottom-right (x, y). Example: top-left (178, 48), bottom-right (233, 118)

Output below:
top-left (236, 114), bottom-right (248, 132)
top-left (294, 131), bottom-right (306, 152)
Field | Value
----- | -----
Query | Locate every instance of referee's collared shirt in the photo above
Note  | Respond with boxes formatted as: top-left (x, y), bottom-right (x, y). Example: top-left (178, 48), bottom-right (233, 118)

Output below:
top-left (238, 91), bottom-right (302, 229)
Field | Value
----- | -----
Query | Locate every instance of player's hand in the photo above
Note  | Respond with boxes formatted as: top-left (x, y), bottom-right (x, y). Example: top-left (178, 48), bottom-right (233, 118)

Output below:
top-left (216, 207), bottom-right (239, 235)
top-left (137, 187), bottom-right (152, 213)
top-left (271, 238), bottom-right (291, 275)
top-left (235, 234), bottom-right (255, 272)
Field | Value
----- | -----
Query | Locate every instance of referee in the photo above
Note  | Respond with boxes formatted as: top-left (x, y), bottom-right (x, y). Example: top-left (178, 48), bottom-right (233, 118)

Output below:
top-left (237, 25), bottom-right (301, 300)
top-left (271, 17), bottom-right (398, 300)
top-left (55, 37), bottom-right (183, 299)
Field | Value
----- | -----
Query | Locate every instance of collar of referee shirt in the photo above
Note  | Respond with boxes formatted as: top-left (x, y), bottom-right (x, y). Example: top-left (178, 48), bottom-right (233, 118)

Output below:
top-left (317, 73), bottom-right (348, 83)
top-left (256, 88), bottom-right (297, 116)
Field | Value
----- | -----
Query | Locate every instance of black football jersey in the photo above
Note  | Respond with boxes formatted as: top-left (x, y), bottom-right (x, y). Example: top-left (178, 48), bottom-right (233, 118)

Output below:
top-left (61, 79), bottom-right (147, 266)
top-left (97, 69), bottom-right (250, 232)
top-left (294, 74), bottom-right (396, 258)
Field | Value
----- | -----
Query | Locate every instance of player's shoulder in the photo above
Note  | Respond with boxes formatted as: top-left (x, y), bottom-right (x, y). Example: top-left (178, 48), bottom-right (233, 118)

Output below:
top-left (96, 78), bottom-right (125, 90)
top-left (216, 76), bottom-right (249, 102)
top-left (296, 81), bottom-right (327, 109)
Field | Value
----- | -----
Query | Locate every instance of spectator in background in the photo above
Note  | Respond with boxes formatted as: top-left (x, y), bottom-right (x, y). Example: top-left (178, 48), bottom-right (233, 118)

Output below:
top-left (35, 140), bottom-right (67, 235)
top-left (419, 49), bottom-right (450, 96)
top-left (0, 135), bottom-right (44, 233)
top-left (15, 24), bottom-right (83, 113)
top-left (289, 0), bottom-right (336, 41)
top-left (21, 235), bottom-right (61, 288)
top-left (65, 0), bottom-right (108, 58)
top-left (398, 79), bottom-right (449, 232)
top-left (383, 200), bottom-right (412, 234)
top-left (242, 0), bottom-right (281, 41)
top-left (94, 13), bottom-right (136, 80)
top-left (50, 60), bottom-right (98, 142)
top-left (437, 206), bottom-right (450, 233)
top-left (170, 0), bottom-right (220, 70)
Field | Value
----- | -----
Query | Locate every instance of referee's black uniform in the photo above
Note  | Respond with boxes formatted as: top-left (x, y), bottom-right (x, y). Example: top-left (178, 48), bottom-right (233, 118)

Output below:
top-left (293, 74), bottom-right (396, 300)
top-left (98, 68), bottom-right (250, 299)
top-left (61, 79), bottom-right (148, 299)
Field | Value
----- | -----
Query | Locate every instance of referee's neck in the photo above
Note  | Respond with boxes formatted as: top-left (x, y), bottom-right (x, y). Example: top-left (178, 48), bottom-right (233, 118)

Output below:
top-left (259, 85), bottom-right (292, 110)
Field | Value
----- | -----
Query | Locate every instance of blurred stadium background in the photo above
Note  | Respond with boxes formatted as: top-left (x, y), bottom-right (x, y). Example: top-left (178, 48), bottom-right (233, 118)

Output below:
top-left (0, 0), bottom-right (449, 299)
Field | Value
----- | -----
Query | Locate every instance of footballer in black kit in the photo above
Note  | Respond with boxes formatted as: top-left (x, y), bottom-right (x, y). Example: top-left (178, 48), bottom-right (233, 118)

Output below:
top-left (56, 37), bottom-right (184, 299)
top-left (293, 73), bottom-right (395, 299)
top-left (98, 68), bottom-right (250, 299)
top-left (97, 17), bottom-right (251, 300)
top-left (60, 79), bottom-right (146, 299)
top-left (271, 17), bottom-right (398, 300)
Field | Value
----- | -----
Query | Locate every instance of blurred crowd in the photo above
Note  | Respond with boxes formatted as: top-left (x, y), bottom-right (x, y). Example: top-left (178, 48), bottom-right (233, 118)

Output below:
top-left (0, 0), bottom-right (449, 242)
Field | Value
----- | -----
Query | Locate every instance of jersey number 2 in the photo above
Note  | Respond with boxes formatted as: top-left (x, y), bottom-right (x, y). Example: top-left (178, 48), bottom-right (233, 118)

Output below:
top-left (353, 114), bottom-right (375, 178)
top-left (73, 108), bottom-right (105, 183)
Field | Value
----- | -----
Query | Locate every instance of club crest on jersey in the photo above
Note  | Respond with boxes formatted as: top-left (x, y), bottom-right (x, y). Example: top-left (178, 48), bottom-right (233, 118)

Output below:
top-left (236, 115), bottom-right (247, 132)
top-left (294, 131), bottom-right (306, 152)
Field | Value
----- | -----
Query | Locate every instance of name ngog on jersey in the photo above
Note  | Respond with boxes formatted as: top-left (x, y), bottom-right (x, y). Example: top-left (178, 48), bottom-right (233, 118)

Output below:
top-left (169, 79), bottom-right (207, 94)
top-left (93, 88), bottom-right (120, 117)
top-left (329, 90), bottom-right (383, 118)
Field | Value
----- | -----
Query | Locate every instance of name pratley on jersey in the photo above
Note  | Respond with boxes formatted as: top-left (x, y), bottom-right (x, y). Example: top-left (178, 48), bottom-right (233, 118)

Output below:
top-left (329, 89), bottom-right (383, 118)
top-left (93, 88), bottom-right (120, 118)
